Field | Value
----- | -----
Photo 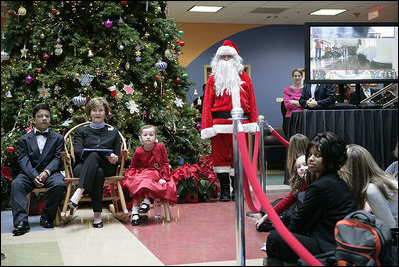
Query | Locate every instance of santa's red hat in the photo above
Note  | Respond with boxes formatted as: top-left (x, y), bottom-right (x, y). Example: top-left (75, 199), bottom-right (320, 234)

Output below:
top-left (215, 40), bottom-right (239, 57)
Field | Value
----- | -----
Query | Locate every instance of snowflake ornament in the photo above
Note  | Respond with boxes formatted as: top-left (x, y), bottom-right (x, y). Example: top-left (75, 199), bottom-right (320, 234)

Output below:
top-left (78, 73), bottom-right (94, 87)
top-left (174, 97), bottom-right (184, 108)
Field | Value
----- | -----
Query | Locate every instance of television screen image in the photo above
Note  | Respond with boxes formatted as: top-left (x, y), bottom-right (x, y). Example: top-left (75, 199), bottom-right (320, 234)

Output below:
top-left (305, 22), bottom-right (398, 84)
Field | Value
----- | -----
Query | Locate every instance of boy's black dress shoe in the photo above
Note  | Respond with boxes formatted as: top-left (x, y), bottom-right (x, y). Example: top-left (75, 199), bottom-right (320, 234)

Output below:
top-left (12, 221), bottom-right (30, 236)
top-left (40, 217), bottom-right (54, 228)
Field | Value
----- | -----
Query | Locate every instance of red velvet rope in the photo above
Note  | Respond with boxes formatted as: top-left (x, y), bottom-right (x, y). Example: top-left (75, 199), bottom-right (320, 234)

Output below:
top-left (237, 131), bottom-right (322, 266)
top-left (242, 132), bottom-right (261, 213)
top-left (271, 129), bottom-right (289, 147)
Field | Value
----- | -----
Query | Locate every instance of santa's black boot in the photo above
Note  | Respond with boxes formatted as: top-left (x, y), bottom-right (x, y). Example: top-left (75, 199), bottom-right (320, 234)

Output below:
top-left (230, 176), bottom-right (235, 201)
top-left (218, 173), bottom-right (231, 202)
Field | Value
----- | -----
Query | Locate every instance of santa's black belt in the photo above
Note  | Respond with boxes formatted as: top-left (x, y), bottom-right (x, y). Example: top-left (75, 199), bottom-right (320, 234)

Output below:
top-left (212, 111), bottom-right (249, 119)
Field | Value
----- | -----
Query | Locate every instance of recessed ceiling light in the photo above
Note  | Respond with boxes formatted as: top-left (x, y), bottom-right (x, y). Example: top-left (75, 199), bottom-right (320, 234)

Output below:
top-left (188, 6), bottom-right (223, 13)
top-left (310, 9), bottom-right (347, 16)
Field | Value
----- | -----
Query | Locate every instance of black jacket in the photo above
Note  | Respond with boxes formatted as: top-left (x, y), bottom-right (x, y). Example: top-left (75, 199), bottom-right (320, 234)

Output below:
top-left (299, 84), bottom-right (336, 108)
top-left (73, 124), bottom-right (121, 162)
top-left (288, 170), bottom-right (357, 252)
top-left (17, 129), bottom-right (64, 180)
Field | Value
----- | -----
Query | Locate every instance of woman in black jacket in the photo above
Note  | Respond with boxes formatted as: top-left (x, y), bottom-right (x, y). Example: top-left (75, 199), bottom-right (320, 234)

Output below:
top-left (265, 132), bottom-right (357, 265)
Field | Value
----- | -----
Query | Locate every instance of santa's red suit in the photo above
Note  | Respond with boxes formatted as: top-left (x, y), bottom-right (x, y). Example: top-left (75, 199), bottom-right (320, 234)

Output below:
top-left (201, 40), bottom-right (258, 201)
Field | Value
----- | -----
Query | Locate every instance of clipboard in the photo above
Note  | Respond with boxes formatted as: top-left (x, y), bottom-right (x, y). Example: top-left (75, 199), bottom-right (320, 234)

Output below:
top-left (81, 148), bottom-right (113, 159)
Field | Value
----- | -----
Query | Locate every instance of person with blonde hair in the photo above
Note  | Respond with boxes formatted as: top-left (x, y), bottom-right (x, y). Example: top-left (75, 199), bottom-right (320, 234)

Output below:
top-left (339, 144), bottom-right (398, 228)
top-left (286, 134), bottom-right (309, 178)
top-left (67, 96), bottom-right (121, 228)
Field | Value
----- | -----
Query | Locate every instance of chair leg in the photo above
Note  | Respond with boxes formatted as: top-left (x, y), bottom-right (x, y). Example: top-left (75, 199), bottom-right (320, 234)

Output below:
top-left (26, 192), bottom-right (31, 214)
top-left (55, 206), bottom-right (61, 226)
top-left (61, 182), bottom-right (73, 223)
top-left (163, 201), bottom-right (171, 222)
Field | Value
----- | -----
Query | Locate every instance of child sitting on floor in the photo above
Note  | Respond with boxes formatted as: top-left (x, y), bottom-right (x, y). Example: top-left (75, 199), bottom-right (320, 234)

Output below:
top-left (124, 125), bottom-right (177, 226)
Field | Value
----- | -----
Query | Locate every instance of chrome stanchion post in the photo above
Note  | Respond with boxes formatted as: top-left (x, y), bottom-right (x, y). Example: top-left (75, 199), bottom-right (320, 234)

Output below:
top-left (258, 116), bottom-right (266, 193)
top-left (231, 107), bottom-right (245, 266)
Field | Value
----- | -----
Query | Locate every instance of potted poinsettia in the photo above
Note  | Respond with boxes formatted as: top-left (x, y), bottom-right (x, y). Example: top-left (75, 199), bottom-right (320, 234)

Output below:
top-left (170, 156), bottom-right (219, 203)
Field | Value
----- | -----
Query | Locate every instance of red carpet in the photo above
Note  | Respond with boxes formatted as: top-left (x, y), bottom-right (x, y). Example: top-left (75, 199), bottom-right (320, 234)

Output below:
top-left (122, 193), bottom-right (288, 265)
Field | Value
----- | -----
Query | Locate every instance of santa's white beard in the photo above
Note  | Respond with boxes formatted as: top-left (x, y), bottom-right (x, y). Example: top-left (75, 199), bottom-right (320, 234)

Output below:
top-left (211, 58), bottom-right (244, 97)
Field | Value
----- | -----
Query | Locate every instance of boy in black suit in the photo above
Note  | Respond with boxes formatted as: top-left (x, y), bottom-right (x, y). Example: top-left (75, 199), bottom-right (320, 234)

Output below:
top-left (11, 105), bottom-right (66, 236)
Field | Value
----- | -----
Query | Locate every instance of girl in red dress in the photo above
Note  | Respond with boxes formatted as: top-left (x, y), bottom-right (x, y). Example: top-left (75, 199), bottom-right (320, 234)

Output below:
top-left (124, 125), bottom-right (177, 226)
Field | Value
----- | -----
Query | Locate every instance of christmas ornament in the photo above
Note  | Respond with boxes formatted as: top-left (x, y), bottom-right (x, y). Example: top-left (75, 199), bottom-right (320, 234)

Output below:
top-left (176, 77), bottom-right (181, 84)
top-left (164, 33), bottom-right (169, 38)
top-left (166, 89), bottom-right (171, 93)
top-left (108, 112), bottom-right (112, 117)
top-left (62, 119), bottom-right (73, 127)
top-left (37, 68), bottom-right (42, 73)
top-left (54, 42), bottom-right (63, 56)
top-left (155, 60), bottom-right (167, 70)
top-left (135, 56), bottom-right (141, 62)
top-left (123, 83), bottom-right (134, 94)
top-left (26, 75), bottom-right (33, 84)
top-left (18, 6), bottom-right (27, 16)
top-left (54, 85), bottom-right (61, 93)
top-left (135, 44), bottom-right (141, 50)
top-left (127, 100), bottom-right (139, 114)
top-left (52, 114), bottom-right (58, 120)
top-left (68, 107), bottom-right (74, 113)
top-left (72, 94), bottom-right (87, 107)
top-left (175, 45), bottom-right (181, 51)
top-left (6, 91), bottom-right (12, 98)
top-left (32, 45), bottom-right (38, 51)
top-left (95, 67), bottom-right (101, 75)
top-left (7, 147), bottom-right (15, 153)
top-left (25, 99), bottom-right (31, 104)
top-left (118, 16), bottom-right (124, 24)
top-left (40, 33), bottom-right (45, 39)
top-left (111, 90), bottom-right (117, 97)
top-left (20, 45), bottom-right (28, 58)
top-left (88, 49), bottom-right (94, 57)
top-left (121, 1), bottom-right (127, 5)
top-left (193, 89), bottom-right (198, 95)
top-left (161, 110), bottom-right (166, 117)
top-left (154, 81), bottom-right (157, 88)
top-left (1, 51), bottom-right (9, 62)
top-left (51, 8), bottom-right (57, 13)
top-left (105, 19), bottom-right (113, 28)
top-left (180, 41), bottom-right (185, 47)
top-left (125, 62), bottom-right (130, 70)
top-left (174, 97), bottom-right (184, 108)
top-left (78, 73), bottom-right (94, 86)
top-left (75, 73), bottom-right (80, 78)
top-left (119, 44), bottom-right (124, 50)
top-left (43, 54), bottom-right (50, 60)
top-left (178, 157), bottom-right (184, 165)
top-left (26, 125), bottom-right (34, 133)
top-left (135, 50), bottom-right (141, 56)
top-left (108, 84), bottom-right (117, 92)
top-left (2, 33), bottom-right (6, 40)
top-left (115, 92), bottom-right (123, 102)
top-left (155, 75), bottom-right (159, 80)
top-left (175, 40), bottom-right (180, 45)
top-left (28, 63), bottom-right (32, 70)
top-left (144, 32), bottom-right (150, 38)
top-left (178, 30), bottom-right (184, 36)
top-left (182, 73), bottom-right (188, 79)
top-left (38, 86), bottom-right (51, 98)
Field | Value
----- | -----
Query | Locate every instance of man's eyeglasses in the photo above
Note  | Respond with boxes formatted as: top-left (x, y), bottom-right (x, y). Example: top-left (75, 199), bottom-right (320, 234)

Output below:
top-left (36, 114), bottom-right (50, 119)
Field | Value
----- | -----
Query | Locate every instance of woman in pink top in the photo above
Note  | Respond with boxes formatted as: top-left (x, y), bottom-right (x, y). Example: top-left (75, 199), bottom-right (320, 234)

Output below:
top-left (283, 68), bottom-right (304, 136)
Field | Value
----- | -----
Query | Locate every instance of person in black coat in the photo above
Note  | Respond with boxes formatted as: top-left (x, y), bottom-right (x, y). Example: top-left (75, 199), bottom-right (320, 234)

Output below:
top-left (265, 132), bottom-right (357, 265)
top-left (11, 105), bottom-right (66, 236)
top-left (349, 84), bottom-right (381, 105)
top-left (299, 84), bottom-right (336, 109)
top-left (67, 97), bottom-right (121, 228)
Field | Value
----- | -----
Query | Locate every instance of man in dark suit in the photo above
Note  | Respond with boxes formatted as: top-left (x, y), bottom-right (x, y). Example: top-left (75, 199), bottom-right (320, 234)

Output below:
top-left (299, 84), bottom-right (336, 109)
top-left (350, 84), bottom-right (381, 105)
top-left (11, 105), bottom-right (66, 236)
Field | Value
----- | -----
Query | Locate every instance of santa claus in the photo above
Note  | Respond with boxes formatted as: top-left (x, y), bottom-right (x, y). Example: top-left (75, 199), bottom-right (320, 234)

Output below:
top-left (201, 40), bottom-right (258, 201)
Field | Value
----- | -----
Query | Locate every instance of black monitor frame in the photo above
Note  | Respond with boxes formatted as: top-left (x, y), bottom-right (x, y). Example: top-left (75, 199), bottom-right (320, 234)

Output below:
top-left (304, 22), bottom-right (398, 84)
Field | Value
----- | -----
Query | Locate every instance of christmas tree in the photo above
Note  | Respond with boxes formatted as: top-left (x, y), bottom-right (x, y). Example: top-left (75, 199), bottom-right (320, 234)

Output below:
top-left (1, 1), bottom-right (210, 208)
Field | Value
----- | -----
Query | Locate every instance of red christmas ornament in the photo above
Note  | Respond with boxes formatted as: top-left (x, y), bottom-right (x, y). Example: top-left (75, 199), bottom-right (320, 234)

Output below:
top-left (155, 75), bottom-right (160, 80)
top-left (7, 147), bottom-right (15, 153)
top-left (43, 54), bottom-right (49, 60)
top-left (8, 11), bottom-right (14, 15)
top-left (51, 8), bottom-right (57, 13)
top-left (176, 77), bottom-right (181, 84)
top-left (121, 1), bottom-right (127, 5)
top-left (179, 41), bottom-right (185, 47)
top-left (37, 68), bottom-right (42, 73)
top-left (111, 90), bottom-right (117, 97)
top-left (175, 40), bottom-right (180, 45)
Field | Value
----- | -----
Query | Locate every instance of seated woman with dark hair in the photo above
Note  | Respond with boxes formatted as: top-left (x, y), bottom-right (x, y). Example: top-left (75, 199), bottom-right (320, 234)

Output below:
top-left (265, 132), bottom-right (357, 265)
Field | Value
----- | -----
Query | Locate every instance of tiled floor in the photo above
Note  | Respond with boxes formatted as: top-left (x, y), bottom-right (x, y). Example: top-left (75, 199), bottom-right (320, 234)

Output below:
top-left (1, 177), bottom-right (289, 266)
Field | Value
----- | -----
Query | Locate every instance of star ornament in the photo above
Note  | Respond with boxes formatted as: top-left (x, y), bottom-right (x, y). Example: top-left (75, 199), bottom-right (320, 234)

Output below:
top-left (123, 83), bottom-right (134, 94)
top-left (37, 86), bottom-right (51, 98)
top-left (174, 97), bottom-right (184, 108)
top-left (128, 100), bottom-right (139, 114)
top-left (20, 44), bottom-right (28, 58)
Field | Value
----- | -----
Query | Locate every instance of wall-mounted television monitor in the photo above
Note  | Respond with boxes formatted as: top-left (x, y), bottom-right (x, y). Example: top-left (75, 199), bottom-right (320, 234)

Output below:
top-left (304, 22), bottom-right (398, 84)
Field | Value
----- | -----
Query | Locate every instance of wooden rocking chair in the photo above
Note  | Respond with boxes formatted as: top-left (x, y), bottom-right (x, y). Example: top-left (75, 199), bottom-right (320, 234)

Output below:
top-left (60, 121), bottom-right (128, 223)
